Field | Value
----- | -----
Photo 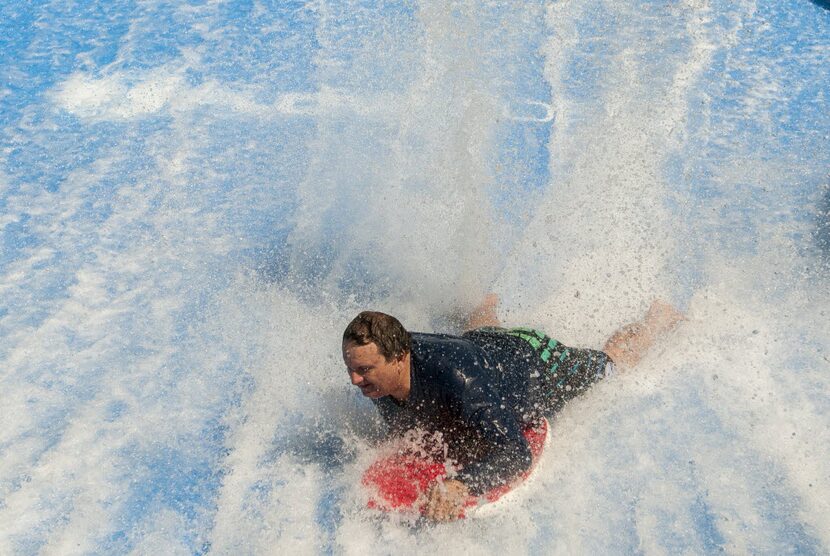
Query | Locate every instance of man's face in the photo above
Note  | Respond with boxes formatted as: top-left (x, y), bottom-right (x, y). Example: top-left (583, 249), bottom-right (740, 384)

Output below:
top-left (342, 341), bottom-right (405, 399)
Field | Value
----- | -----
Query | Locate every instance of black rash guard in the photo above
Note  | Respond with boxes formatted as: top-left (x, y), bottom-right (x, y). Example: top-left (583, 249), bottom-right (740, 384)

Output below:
top-left (371, 330), bottom-right (613, 495)
top-left (371, 332), bottom-right (534, 495)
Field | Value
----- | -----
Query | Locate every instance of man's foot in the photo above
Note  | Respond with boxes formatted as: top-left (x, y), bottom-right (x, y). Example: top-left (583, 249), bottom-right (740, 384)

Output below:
top-left (645, 299), bottom-right (686, 332)
top-left (603, 299), bottom-right (685, 368)
top-left (465, 293), bottom-right (501, 331)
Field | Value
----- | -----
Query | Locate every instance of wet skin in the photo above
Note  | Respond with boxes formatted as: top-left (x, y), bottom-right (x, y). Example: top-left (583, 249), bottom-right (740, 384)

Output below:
top-left (343, 340), bottom-right (468, 521)
top-left (342, 341), bottom-right (411, 401)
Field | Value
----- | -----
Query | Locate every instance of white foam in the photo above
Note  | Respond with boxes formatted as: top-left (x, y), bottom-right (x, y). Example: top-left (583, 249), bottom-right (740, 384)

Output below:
top-left (4, 0), bottom-right (829, 552)
top-left (52, 65), bottom-right (270, 121)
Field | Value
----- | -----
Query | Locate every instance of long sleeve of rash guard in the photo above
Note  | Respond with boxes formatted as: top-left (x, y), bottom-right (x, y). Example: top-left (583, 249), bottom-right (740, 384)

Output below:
top-left (453, 368), bottom-right (532, 495)
top-left (373, 333), bottom-right (534, 497)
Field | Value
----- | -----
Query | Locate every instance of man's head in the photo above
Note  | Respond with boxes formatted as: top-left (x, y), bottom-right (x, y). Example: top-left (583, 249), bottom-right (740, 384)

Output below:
top-left (342, 311), bottom-right (412, 400)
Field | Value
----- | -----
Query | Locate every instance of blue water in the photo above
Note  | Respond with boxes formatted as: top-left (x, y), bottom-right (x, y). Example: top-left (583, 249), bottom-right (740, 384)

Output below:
top-left (1, 1), bottom-right (829, 554)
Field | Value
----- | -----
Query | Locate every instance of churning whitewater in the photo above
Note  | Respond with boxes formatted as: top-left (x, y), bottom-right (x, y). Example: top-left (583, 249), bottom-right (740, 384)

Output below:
top-left (1, 0), bottom-right (828, 554)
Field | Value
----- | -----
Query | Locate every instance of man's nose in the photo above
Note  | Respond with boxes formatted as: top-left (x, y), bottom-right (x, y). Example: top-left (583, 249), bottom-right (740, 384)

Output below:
top-left (349, 370), bottom-right (363, 385)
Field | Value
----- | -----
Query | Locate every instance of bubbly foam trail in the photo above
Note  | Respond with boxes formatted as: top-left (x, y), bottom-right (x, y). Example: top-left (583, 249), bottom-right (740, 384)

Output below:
top-left (212, 1), bottom-right (829, 553)
top-left (1, 0), bottom-right (828, 553)
top-left (496, 0), bottom-right (722, 344)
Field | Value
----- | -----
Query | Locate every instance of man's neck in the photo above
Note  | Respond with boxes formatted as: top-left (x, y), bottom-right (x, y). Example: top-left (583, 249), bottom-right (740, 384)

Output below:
top-left (390, 352), bottom-right (411, 401)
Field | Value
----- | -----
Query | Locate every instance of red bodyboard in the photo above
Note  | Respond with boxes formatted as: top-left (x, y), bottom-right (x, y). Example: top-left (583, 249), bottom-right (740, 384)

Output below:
top-left (362, 419), bottom-right (548, 516)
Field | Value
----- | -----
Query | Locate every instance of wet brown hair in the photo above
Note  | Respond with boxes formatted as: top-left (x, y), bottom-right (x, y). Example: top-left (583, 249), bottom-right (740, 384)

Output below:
top-left (342, 311), bottom-right (412, 361)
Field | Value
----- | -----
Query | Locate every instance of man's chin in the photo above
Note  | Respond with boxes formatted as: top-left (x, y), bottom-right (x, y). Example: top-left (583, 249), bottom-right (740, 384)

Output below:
top-left (361, 388), bottom-right (385, 398)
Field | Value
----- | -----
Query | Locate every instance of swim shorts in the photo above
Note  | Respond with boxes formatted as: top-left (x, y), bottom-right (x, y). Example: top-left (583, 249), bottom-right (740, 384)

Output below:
top-left (463, 326), bottom-right (614, 413)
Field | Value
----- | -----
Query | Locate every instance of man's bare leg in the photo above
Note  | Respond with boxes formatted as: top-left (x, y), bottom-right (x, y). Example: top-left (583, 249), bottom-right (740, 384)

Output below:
top-left (465, 293), bottom-right (501, 331)
top-left (603, 300), bottom-right (685, 368)
top-left (464, 295), bottom-right (683, 367)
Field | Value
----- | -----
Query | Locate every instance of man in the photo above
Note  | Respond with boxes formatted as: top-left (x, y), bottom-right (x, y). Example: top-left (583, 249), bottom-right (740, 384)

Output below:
top-left (342, 295), bottom-right (683, 522)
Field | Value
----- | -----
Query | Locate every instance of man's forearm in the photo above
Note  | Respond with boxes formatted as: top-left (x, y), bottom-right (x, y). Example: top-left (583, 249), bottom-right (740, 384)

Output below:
top-left (455, 438), bottom-right (532, 495)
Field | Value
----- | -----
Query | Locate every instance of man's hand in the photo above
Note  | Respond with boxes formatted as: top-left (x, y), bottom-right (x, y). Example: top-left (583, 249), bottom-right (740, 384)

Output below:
top-left (423, 479), bottom-right (471, 522)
